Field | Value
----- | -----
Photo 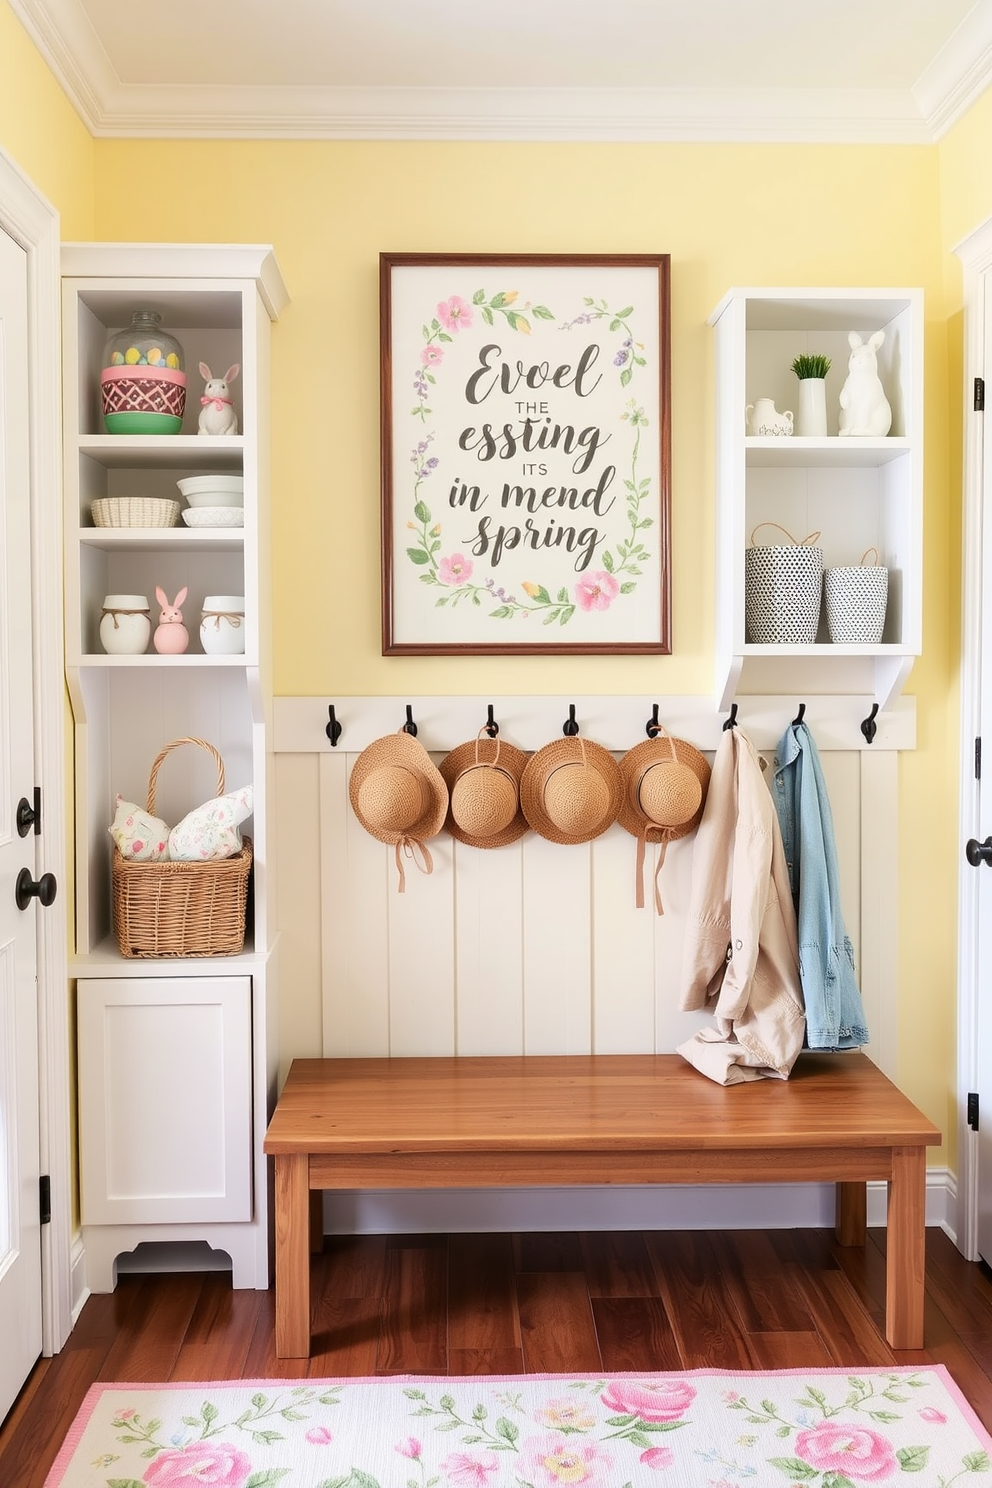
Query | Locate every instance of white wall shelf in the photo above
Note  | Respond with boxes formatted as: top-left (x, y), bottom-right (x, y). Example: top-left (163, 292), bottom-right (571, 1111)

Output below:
top-left (62, 242), bottom-right (287, 1293)
top-left (709, 287), bottom-right (924, 710)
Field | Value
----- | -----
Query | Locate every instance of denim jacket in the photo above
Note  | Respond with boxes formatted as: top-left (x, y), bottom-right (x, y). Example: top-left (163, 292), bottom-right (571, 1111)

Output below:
top-left (771, 721), bottom-right (869, 1050)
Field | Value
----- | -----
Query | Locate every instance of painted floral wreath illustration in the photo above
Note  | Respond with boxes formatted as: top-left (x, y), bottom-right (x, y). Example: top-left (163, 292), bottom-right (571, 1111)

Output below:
top-left (405, 288), bottom-right (653, 627)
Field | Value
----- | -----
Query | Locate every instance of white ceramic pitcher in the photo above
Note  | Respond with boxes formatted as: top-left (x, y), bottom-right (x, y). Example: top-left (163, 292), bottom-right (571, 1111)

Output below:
top-left (745, 397), bottom-right (794, 437)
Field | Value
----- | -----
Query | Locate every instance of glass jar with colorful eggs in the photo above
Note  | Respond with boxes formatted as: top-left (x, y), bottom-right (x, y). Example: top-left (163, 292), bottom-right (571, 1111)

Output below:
top-left (100, 310), bottom-right (187, 434)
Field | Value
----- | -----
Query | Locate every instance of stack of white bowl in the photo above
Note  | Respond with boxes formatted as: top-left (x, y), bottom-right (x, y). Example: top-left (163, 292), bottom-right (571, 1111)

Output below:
top-left (177, 474), bottom-right (245, 528)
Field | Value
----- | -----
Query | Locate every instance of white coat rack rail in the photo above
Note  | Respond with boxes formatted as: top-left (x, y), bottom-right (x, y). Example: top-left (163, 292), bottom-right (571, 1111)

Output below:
top-left (273, 694), bottom-right (916, 756)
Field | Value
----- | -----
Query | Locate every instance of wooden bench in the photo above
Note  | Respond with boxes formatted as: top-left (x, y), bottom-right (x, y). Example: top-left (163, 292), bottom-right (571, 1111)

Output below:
top-left (263, 1051), bottom-right (941, 1358)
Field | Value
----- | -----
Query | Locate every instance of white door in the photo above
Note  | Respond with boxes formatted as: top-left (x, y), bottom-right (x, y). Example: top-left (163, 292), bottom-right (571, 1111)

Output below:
top-left (0, 224), bottom-right (44, 1421)
top-left (967, 263), bottom-right (992, 1267)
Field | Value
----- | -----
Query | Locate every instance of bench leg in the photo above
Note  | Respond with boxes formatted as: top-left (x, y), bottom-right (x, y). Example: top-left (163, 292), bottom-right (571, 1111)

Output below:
top-left (885, 1145), bottom-right (926, 1349)
top-left (835, 1182), bottom-right (867, 1246)
top-left (273, 1152), bottom-right (312, 1358)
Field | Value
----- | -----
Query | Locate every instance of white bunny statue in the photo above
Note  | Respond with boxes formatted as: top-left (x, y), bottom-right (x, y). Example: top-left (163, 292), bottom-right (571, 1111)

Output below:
top-left (838, 331), bottom-right (892, 437)
top-left (198, 362), bottom-right (240, 436)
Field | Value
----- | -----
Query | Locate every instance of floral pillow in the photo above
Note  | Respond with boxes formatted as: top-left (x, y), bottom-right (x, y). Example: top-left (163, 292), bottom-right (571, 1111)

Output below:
top-left (168, 785), bottom-right (253, 862)
top-left (109, 795), bottom-right (170, 861)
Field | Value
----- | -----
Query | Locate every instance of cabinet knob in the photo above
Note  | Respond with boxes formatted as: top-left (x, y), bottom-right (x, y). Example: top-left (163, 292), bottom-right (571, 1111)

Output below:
top-left (965, 836), bottom-right (992, 868)
top-left (15, 868), bottom-right (57, 911)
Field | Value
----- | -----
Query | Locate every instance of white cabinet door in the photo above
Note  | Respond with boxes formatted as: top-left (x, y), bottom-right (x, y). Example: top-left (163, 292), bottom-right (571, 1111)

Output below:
top-left (77, 977), bottom-right (252, 1224)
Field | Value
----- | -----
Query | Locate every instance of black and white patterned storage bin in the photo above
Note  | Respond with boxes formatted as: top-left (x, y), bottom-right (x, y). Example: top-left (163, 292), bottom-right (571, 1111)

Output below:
top-left (824, 556), bottom-right (888, 644)
top-left (745, 526), bottom-right (824, 644)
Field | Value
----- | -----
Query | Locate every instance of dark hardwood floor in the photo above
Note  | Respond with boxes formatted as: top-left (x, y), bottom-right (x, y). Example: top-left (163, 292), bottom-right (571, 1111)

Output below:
top-left (3, 1226), bottom-right (992, 1486)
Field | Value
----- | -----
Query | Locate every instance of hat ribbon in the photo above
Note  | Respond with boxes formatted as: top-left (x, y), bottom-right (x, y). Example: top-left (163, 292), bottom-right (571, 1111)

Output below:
top-left (473, 727), bottom-right (500, 768)
top-left (646, 721), bottom-right (678, 762)
top-left (635, 824), bottom-right (671, 915)
top-left (635, 725), bottom-right (678, 914)
top-left (393, 834), bottom-right (434, 893)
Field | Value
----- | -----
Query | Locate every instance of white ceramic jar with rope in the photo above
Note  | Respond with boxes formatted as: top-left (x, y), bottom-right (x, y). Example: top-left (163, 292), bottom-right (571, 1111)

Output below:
top-left (99, 594), bottom-right (151, 655)
top-left (199, 595), bottom-right (246, 655)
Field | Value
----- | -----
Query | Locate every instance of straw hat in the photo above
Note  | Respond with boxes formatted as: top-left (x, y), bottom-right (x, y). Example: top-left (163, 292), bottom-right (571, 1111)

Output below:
top-left (349, 728), bottom-right (448, 890)
top-left (520, 735), bottom-right (623, 845)
top-left (439, 730), bottom-right (529, 849)
top-left (618, 728), bottom-right (710, 913)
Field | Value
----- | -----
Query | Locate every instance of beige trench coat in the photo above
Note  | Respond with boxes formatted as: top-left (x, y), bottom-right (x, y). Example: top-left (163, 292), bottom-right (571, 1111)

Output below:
top-left (677, 725), bottom-right (806, 1084)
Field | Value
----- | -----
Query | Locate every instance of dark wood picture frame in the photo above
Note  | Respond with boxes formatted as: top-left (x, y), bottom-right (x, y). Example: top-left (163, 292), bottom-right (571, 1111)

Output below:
top-left (380, 253), bottom-right (671, 656)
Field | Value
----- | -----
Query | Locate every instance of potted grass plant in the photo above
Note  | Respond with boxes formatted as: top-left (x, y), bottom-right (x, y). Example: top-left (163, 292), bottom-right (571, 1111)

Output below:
top-left (791, 352), bottom-right (832, 437)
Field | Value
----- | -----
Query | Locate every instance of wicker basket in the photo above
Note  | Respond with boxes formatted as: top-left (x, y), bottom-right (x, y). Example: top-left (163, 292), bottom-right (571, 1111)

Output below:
top-left (111, 737), bottom-right (252, 959)
top-left (91, 497), bottom-right (181, 529)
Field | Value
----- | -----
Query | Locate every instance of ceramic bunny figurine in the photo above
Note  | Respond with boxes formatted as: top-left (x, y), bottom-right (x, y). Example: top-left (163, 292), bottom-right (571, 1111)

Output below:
top-left (198, 362), bottom-right (240, 436)
top-left (838, 330), bottom-right (892, 437)
top-left (153, 586), bottom-right (189, 653)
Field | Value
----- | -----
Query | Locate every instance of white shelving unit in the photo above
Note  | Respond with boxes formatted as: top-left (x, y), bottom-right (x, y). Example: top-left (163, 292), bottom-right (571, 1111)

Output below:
top-left (709, 288), bottom-right (923, 709)
top-left (62, 244), bottom-right (288, 1291)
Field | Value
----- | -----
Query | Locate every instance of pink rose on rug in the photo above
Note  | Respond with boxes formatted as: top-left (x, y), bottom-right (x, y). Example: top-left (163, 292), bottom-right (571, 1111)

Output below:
top-left (523, 1433), bottom-right (612, 1486)
top-left (919, 1406), bottom-right (948, 1424)
top-left (437, 296), bottom-right (473, 332)
top-left (440, 1450), bottom-right (500, 1486)
top-left (306, 1426), bottom-right (334, 1445)
top-left (143, 1440), bottom-right (252, 1487)
top-left (794, 1423), bottom-right (898, 1481)
top-left (575, 571), bottom-right (619, 613)
top-left (640, 1446), bottom-right (675, 1470)
top-left (535, 1398), bottom-right (596, 1431)
top-left (601, 1377), bottom-right (696, 1423)
top-left (396, 1437), bottom-right (423, 1459)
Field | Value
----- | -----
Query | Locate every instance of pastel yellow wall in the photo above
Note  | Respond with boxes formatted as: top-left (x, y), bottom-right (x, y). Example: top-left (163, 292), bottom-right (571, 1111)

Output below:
top-left (0, 0), bottom-right (98, 1233)
top-left (0, 0), bottom-right (975, 1201)
top-left (0, 2), bottom-right (94, 235)
top-left (89, 139), bottom-right (958, 1152)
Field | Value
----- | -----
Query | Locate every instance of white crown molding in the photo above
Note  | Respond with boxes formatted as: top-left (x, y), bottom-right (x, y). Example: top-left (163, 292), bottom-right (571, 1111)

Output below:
top-left (8, 0), bottom-right (992, 142)
top-left (914, 0), bottom-right (992, 139)
top-left (12, 80), bottom-right (939, 144)
top-left (7, 0), bottom-right (116, 133)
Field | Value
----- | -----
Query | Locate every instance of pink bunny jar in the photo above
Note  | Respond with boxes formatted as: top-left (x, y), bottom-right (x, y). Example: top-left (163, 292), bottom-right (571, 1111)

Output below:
top-left (153, 585), bottom-right (189, 653)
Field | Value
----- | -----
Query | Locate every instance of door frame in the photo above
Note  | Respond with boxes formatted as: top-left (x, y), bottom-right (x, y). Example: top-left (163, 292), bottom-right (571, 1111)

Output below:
top-left (954, 215), bottom-right (992, 1262)
top-left (0, 145), bottom-right (71, 1354)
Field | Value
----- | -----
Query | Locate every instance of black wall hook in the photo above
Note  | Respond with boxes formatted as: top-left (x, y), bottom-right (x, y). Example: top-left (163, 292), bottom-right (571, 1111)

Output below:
top-left (562, 704), bottom-right (580, 737)
top-left (646, 703), bottom-right (660, 737)
top-left (792, 702), bottom-right (806, 726)
top-left (861, 702), bottom-right (879, 745)
top-left (402, 704), bottom-right (418, 737)
top-left (484, 704), bottom-right (499, 738)
top-left (325, 704), bottom-right (343, 747)
top-left (722, 702), bottom-right (739, 731)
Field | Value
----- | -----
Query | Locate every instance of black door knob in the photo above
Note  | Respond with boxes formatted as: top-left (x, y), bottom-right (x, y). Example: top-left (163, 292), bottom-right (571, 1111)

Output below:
top-left (965, 836), bottom-right (992, 867)
top-left (15, 868), bottom-right (57, 911)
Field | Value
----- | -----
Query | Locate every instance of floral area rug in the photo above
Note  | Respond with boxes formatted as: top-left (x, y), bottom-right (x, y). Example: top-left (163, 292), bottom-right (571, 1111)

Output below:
top-left (45, 1368), bottom-right (992, 1488)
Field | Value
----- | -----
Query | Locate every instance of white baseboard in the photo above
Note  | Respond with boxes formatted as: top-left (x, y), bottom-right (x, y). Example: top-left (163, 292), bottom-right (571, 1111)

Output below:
top-left (323, 1170), bottom-right (957, 1237)
top-left (69, 1232), bottom-right (89, 1325)
top-left (68, 1170), bottom-right (960, 1292)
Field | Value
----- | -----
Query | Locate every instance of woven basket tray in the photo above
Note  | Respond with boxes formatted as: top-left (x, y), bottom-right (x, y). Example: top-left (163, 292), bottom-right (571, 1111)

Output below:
top-left (91, 496), bottom-right (181, 529)
top-left (111, 736), bottom-right (252, 959)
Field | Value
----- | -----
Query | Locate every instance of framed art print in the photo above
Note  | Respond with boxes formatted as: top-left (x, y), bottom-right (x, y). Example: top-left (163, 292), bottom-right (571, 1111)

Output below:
top-left (380, 253), bottom-right (671, 655)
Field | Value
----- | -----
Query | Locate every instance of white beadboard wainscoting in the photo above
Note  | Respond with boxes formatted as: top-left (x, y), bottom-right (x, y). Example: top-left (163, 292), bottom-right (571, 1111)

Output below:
top-left (273, 693), bottom-right (952, 1238)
